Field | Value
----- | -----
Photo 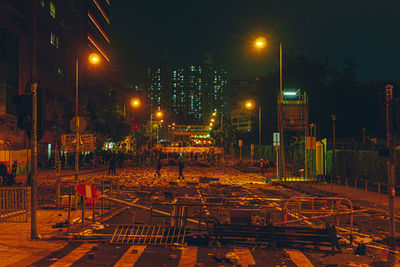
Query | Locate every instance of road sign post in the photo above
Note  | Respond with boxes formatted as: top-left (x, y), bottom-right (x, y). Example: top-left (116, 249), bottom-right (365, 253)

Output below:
top-left (238, 139), bottom-right (243, 162)
top-left (250, 144), bottom-right (254, 163)
top-left (273, 133), bottom-right (280, 179)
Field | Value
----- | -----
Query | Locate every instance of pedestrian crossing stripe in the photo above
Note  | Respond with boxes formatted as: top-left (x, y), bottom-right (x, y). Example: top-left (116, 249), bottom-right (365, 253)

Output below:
top-left (178, 246), bottom-right (198, 267)
top-left (284, 249), bottom-right (314, 267)
top-left (114, 245), bottom-right (146, 267)
top-left (49, 243), bottom-right (96, 267)
top-left (234, 247), bottom-right (256, 267)
top-left (43, 243), bottom-right (314, 267)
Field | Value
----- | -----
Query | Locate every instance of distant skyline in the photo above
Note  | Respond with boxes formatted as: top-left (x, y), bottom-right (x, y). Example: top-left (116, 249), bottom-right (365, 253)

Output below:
top-left (111, 0), bottom-right (399, 83)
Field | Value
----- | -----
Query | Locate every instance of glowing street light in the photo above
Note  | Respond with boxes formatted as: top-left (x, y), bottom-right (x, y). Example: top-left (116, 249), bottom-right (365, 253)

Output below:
top-left (212, 112), bottom-right (216, 116)
top-left (245, 99), bottom-right (261, 159)
top-left (254, 37), bottom-right (267, 49)
top-left (88, 53), bottom-right (100, 65)
top-left (211, 118), bottom-right (215, 122)
top-left (130, 97), bottom-right (141, 109)
top-left (155, 110), bottom-right (164, 120)
top-left (245, 99), bottom-right (256, 110)
top-left (209, 122), bottom-right (213, 127)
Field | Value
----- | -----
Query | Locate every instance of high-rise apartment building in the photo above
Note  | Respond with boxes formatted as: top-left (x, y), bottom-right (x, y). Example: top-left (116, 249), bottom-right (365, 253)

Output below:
top-left (146, 64), bottom-right (228, 125)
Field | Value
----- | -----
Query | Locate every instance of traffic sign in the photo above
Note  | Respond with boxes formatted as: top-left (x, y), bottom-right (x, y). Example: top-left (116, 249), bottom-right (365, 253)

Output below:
top-left (76, 183), bottom-right (102, 199)
top-left (273, 132), bottom-right (280, 147)
top-left (69, 116), bottom-right (87, 132)
top-left (61, 134), bottom-right (95, 152)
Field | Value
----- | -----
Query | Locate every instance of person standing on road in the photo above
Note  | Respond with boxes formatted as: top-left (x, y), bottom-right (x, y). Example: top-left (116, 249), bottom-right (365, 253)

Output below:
top-left (11, 161), bottom-right (17, 177)
top-left (178, 157), bottom-right (184, 180)
top-left (155, 157), bottom-right (162, 178)
top-left (109, 155), bottom-right (117, 175)
top-left (0, 162), bottom-right (6, 186)
top-left (260, 158), bottom-right (266, 175)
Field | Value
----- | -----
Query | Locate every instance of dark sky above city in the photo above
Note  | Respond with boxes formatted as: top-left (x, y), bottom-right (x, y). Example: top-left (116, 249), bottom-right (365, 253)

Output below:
top-left (111, 0), bottom-right (399, 83)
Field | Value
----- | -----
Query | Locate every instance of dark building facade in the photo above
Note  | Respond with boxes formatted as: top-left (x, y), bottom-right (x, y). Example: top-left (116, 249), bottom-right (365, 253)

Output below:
top-left (0, 0), bottom-right (112, 168)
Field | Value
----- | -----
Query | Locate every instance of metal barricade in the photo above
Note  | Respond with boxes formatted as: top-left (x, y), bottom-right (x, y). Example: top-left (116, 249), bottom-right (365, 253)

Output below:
top-left (281, 197), bottom-right (353, 238)
top-left (0, 187), bottom-right (30, 222)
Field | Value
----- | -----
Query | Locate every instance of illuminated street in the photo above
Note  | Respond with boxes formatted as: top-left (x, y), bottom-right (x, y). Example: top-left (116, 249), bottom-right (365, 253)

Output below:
top-left (0, 165), bottom-right (398, 266)
top-left (1, 1), bottom-right (399, 266)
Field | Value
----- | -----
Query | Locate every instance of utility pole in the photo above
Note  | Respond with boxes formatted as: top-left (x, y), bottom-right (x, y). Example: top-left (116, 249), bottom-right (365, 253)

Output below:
top-left (30, 0), bottom-right (38, 240)
top-left (385, 84), bottom-right (395, 249)
top-left (279, 42), bottom-right (286, 180)
top-left (258, 106), bottom-right (261, 159)
top-left (74, 58), bottom-right (79, 210)
top-left (330, 115), bottom-right (336, 192)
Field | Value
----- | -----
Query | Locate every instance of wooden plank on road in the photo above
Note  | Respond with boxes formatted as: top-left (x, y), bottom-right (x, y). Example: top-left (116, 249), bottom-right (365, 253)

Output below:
top-left (114, 245), bottom-right (146, 267)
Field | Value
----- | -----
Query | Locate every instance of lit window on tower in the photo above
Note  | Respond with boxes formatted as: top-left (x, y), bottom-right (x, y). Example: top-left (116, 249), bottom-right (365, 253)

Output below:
top-left (50, 1), bottom-right (56, 18)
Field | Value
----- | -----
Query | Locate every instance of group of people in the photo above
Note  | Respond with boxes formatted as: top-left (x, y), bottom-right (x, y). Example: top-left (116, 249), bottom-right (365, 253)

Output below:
top-left (0, 161), bottom-right (17, 186)
top-left (155, 156), bottom-right (185, 180)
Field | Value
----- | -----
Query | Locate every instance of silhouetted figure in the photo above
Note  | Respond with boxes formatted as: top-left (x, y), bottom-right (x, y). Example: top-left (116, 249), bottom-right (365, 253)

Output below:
top-left (11, 161), bottom-right (17, 177)
top-left (0, 163), bottom-right (6, 186)
top-left (178, 158), bottom-right (184, 180)
top-left (109, 156), bottom-right (116, 175)
top-left (155, 157), bottom-right (162, 178)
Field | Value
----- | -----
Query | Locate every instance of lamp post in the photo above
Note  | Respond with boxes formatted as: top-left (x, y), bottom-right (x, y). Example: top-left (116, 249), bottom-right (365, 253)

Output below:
top-left (154, 110), bottom-right (164, 141)
top-left (254, 37), bottom-right (285, 179)
top-left (244, 100), bottom-right (261, 159)
top-left (74, 53), bottom-right (100, 209)
top-left (385, 84), bottom-right (395, 249)
top-left (330, 115), bottom-right (336, 192)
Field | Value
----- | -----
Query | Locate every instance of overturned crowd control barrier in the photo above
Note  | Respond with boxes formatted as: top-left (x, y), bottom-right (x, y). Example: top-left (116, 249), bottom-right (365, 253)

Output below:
top-left (110, 224), bottom-right (187, 246)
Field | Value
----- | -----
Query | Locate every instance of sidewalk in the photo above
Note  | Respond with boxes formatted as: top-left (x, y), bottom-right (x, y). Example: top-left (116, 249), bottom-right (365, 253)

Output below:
top-left (0, 209), bottom-right (85, 267)
top-left (14, 167), bottom-right (108, 184)
top-left (309, 183), bottom-right (400, 212)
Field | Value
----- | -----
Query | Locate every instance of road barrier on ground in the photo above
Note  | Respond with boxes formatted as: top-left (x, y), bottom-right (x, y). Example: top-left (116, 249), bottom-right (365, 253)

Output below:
top-left (0, 186), bottom-right (30, 222)
top-left (280, 197), bottom-right (353, 239)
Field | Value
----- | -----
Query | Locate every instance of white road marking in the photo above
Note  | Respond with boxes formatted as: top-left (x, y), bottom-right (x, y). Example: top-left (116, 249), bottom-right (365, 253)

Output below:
top-left (234, 247), bottom-right (256, 267)
top-left (114, 245), bottom-right (146, 267)
top-left (178, 246), bottom-right (198, 267)
top-left (284, 249), bottom-right (314, 267)
top-left (50, 243), bottom-right (96, 267)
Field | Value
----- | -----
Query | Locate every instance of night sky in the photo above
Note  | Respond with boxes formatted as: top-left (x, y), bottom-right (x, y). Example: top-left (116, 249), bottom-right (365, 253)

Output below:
top-left (111, 0), bottom-right (399, 83)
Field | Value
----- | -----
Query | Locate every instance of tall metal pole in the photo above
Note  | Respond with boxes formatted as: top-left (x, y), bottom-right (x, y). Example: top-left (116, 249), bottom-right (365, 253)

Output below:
top-left (30, 0), bottom-right (38, 240)
top-left (258, 105), bottom-right (261, 159)
top-left (385, 84), bottom-right (395, 249)
top-left (279, 42), bottom-right (286, 180)
top-left (74, 58), bottom-right (79, 210)
top-left (31, 82), bottom-right (38, 239)
top-left (331, 115), bottom-right (336, 192)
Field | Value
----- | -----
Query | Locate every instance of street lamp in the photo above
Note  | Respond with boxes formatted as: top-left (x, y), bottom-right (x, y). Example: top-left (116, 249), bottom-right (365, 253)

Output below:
top-left (254, 36), bottom-right (285, 179)
top-left (74, 52), bottom-right (101, 209)
top-left (330, 115), bottom-right (336, 192)
top-left (154, 110), bottom-right (164, 141)
top-left (245, 99), bottom-right (261, 159)
top-left (130, 97), bottom-right (141, 109)
top-left (254, 37), bottom-right (267, 49)
top-left (155, 110), bottom-right (164, 120)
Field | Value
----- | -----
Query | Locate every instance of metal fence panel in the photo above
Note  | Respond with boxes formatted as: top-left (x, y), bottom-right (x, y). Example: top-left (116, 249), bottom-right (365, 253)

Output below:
top-left (0, 187), bottom-right (30, 222)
